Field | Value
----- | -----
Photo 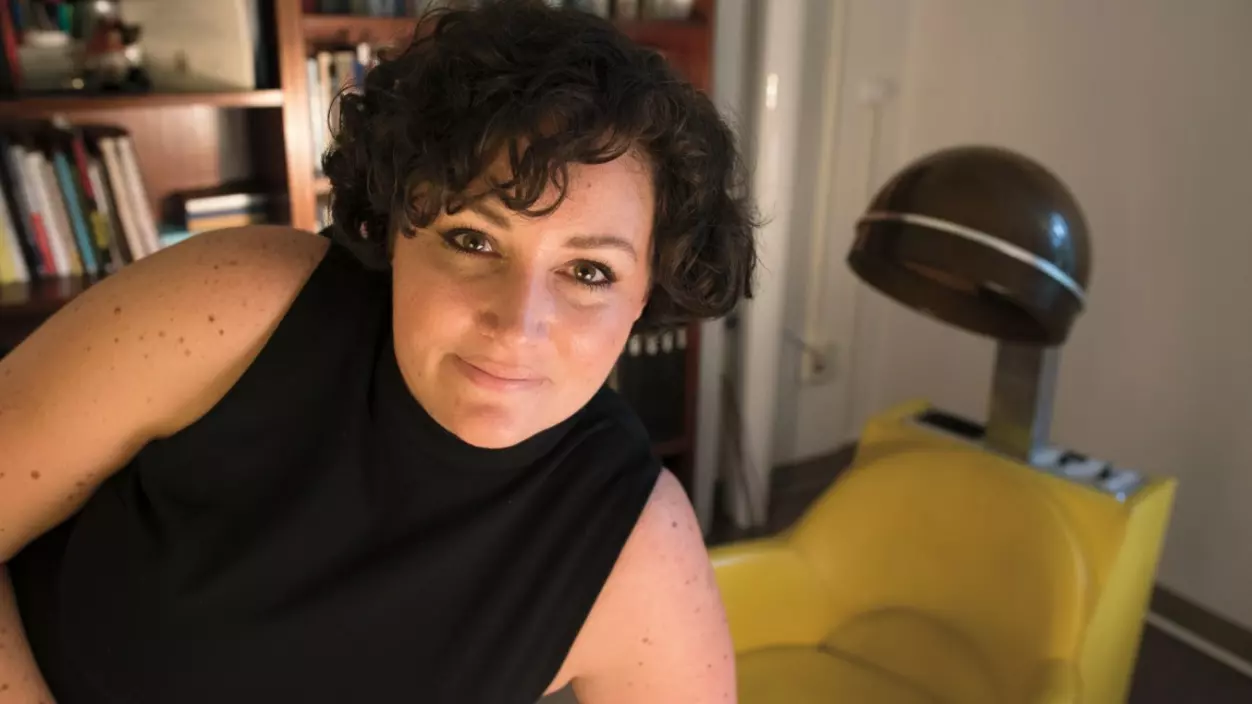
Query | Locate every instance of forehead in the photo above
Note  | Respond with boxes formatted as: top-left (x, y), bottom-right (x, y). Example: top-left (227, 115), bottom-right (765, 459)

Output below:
top-left (479, 151), bottom-right (656, 241)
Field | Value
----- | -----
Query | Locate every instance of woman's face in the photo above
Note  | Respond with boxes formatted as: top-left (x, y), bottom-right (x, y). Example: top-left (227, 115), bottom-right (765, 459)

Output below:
top-left (390, 154), bottom-right (654, 448)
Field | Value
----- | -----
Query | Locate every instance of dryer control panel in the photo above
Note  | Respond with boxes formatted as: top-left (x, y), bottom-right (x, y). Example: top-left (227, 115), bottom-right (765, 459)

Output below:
top-left (912, 408), bottom-right (1146, 501)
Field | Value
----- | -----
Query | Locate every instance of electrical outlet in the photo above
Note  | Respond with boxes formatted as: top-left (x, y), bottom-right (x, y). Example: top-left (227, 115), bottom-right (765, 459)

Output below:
top-left (800, 342), bottom-right (838, 386)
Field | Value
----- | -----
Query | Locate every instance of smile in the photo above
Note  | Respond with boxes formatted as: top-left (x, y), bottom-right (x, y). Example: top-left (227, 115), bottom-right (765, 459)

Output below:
top-left (452, 355), bottom-right (547, 392)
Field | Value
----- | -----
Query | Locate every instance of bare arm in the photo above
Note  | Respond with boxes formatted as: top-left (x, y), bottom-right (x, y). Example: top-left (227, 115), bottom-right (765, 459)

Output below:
top-left (0, 225), bottom-right (328, 700)
top-left (568, 470), bottom-right (737, 704)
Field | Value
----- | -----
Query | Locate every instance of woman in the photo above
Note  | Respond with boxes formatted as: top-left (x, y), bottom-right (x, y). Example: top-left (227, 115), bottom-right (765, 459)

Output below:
top-left (0, 1), bottom-right (756, 702)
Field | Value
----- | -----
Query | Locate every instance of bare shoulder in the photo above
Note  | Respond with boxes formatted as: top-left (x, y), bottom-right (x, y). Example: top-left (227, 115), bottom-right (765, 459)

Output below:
top-left (561, 469), bottom-right (736, 703)
top-left (16, 225), bottom-right (328, 427)
top-left (0, 226), bottom-right (328, 557)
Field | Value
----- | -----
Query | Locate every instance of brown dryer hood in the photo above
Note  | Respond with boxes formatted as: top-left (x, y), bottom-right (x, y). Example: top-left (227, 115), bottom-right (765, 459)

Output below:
top-left (848, 146), bottom-right (1091, 346)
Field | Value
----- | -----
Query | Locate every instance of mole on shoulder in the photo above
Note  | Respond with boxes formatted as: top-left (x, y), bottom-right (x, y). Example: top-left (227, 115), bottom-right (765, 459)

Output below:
top-left (30, 470), bottom-right (40, 480)
top-left (208, 314), bottom-right (216, 323)
top-left (114, 306), bottom-right (122, 315)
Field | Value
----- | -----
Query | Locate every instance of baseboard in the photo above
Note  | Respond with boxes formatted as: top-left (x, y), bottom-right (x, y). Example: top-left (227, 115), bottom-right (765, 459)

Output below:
top-left (1151, 585), bottom-right (1252, 670)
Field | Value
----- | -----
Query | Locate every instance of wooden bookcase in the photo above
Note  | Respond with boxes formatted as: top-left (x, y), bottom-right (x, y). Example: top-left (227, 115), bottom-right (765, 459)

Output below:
top-left (0, 0), bottom-right (714, 481)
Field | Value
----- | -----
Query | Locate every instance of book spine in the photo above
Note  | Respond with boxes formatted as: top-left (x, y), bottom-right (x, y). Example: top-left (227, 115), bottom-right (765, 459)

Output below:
top-left (52, 150), bottom-right (98, 274)
top-left (0, 140), bottom-right (45, 276)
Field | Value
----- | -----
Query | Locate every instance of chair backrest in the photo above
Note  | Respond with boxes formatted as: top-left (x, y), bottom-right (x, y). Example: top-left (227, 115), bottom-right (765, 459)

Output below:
top-left (787, 446), bottom-right (1090, 699)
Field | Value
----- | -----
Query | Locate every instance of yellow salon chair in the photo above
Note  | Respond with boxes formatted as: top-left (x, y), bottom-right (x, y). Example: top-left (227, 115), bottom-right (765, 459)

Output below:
top-left (712, 147), bottom-right (1175, 704)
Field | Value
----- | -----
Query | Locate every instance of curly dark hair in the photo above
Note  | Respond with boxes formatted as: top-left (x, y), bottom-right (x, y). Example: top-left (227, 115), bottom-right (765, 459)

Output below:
top-left (322, 0), bottom-right (757, 325)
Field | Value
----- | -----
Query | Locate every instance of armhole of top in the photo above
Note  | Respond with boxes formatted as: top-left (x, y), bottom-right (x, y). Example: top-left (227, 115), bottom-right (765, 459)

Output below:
top-left (529, 400), bottom-right (664, 697)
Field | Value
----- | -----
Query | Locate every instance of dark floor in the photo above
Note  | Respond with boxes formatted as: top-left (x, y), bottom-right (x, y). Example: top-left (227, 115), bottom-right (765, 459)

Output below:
top-left (706, 448), bottom-right (1252, 704)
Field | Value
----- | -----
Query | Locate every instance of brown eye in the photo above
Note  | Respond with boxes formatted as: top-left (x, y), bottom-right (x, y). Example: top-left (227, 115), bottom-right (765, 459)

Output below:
top-left (443, 228), bottom-right (494, 254)
top-left (570, 261), bottom-right (614, 287)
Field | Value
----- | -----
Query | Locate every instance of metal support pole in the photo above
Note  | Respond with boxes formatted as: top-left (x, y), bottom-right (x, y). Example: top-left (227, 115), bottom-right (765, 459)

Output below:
top-left (985, 342), bottom-right (1059, 462)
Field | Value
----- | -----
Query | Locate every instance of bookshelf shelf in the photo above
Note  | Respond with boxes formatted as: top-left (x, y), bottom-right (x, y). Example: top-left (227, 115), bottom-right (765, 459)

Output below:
top-left (0, 90), bottom-right (286, 117)
top-left (0, 275), bottom-right (94, 315)
top-left (302, 13), bottom-right (709, 50)
top-left (302, 14), bottom-right (422, 46)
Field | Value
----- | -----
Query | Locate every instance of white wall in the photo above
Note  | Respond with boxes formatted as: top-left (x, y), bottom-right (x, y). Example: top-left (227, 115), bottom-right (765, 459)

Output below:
top-left (787, 0), bottom-right (1252, 629)
top-left (773, 0), bottom-right (912, 463)
top-left (693, 0), bottom-right (754, 532)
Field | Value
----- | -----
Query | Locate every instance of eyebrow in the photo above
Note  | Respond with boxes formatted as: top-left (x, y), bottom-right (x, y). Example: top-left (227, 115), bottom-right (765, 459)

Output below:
top-left (566, 234), bottom-right (639, 262)
top-left (468, 199), bottom-right (512, 230)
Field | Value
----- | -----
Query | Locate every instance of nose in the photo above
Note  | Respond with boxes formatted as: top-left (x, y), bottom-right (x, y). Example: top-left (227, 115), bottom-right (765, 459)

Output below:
top-left (478, 264), bottom-right (552, 345)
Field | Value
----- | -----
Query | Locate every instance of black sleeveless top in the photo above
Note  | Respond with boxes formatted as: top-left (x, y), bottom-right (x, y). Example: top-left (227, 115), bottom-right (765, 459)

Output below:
top-left (11, 240), bottom-right (662, 703)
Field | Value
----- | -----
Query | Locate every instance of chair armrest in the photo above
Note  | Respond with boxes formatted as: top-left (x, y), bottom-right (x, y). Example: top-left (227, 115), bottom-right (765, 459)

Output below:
top-left (709, 539), bottom-right (831, 654)
top-left (1028, 659), bottom-right (1081, 704)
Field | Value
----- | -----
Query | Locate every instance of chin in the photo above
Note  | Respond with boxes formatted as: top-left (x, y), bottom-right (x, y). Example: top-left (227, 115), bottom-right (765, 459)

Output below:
top-left (444, 409), bottom-right (541, 449)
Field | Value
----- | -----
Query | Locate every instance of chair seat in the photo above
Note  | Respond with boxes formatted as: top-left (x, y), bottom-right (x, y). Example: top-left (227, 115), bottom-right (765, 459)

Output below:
top-left (737, 648), bottom-right (936, 704)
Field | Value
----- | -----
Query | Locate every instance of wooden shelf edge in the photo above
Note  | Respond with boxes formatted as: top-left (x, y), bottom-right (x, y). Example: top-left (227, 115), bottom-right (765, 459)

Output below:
top-left (0, 90), bottom-right (285, 116)
top-left (302, 14), bottom-right (421, 46)
top-left (0, 274), bottom-right (97, 318)
top-left (301, 13), bottom-right (709, 48)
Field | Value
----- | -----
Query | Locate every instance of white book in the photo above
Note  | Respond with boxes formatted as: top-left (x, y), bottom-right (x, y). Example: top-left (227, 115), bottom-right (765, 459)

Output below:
top-left (185, 192), bottom-right (270, 216)
top-left (37, 157), bottom-right (82, 276)
top-left (23, 151), bottom-right (70, 276)
top-left (6, 145), bottom-right (43, 275)
top-left (99, 137), bottom-right (150, 261)
top-left (317, 52), bottom-right (334, 155)
top-left (115, 137), bottom-right (162, 256)
top-left (307, 58), bottom-right (326, 176)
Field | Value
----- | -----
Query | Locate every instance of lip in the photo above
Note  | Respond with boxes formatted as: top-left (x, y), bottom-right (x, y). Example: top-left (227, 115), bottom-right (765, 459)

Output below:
top-left (452, 355), bottom-right (546, 392)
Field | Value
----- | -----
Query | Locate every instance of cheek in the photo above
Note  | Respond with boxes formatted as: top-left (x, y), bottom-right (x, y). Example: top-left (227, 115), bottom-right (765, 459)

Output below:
top-left (391, 248), bottom-right (477, 350)
top-left (555, 299), bottom-right (639, 376)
